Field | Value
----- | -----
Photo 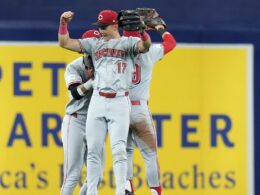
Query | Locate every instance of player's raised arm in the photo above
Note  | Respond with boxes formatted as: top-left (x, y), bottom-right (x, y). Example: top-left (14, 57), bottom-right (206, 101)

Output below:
top-left (156, 24), bottom-right (176, 55)
top-left (58, 11), bottom-right (84, 53)
top-left (136, 31), bottom-right (151, 53)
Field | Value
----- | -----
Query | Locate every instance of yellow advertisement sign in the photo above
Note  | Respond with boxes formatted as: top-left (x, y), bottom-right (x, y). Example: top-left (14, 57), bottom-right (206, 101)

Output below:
top-left (0, 43), bottom-right (253, 195)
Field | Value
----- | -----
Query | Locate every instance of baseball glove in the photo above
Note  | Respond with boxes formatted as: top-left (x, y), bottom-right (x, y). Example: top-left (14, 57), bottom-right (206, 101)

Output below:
top-left (118, 10), bottom-right (146, 31)
top-left (136, 8), bottom-right (166, 30)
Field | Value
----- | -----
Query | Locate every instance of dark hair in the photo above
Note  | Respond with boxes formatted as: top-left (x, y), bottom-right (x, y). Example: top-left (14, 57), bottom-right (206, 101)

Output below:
top-left (83, 55), bottom-right (94, 69)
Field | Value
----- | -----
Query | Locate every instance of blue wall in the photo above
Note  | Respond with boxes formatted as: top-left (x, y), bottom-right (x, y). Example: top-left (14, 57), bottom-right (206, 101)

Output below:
top-left (1, 0), bottom-right (259, 194)
top-left (1, 0), bottom-right (259, 41)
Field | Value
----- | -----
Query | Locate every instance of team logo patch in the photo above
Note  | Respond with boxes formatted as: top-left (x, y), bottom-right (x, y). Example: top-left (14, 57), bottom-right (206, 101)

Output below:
top-left (98, 14), bottom-right (103, 21)
top-left (94, 31), bottom-right (100, 36)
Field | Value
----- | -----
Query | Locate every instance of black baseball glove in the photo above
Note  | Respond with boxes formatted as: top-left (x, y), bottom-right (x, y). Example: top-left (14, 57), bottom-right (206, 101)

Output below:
top-left (136, 8), bottom-right (166, 30)
top-left (118, 10), bottom-right (146, 31)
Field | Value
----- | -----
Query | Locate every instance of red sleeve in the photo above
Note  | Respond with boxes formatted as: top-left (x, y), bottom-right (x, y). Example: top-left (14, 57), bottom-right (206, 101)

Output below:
top-left (161, 33), bottom-right (176, 55)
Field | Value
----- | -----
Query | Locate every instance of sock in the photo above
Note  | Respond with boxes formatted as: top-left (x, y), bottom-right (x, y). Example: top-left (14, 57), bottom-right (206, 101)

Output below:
top-left (125, 179), bottom-right (134, 192)
top-left (151, 186), bottom-right (162, 195)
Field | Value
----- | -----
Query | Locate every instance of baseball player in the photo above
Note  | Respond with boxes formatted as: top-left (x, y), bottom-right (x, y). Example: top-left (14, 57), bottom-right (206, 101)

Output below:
top-left (58, 10), bottom-right (151, 195)
top-left (60, 30), bottom-right (105, 195)
top-left (123, 24), bottom-right (176, 195)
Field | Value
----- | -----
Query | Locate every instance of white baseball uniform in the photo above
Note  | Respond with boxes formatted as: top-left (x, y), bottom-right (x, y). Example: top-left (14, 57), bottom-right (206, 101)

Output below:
top-left (79, 36), bottom-right (139, 195)
top-left (60, 56), bottom-right (104, 195)
top-left (126, 44), bottom-right (164, 189)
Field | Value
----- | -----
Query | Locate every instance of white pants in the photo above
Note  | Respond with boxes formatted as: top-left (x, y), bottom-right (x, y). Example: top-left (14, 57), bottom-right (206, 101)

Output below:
top-left (86, 94), bottom-right (131, 195)
top-left (127, 100), bottom-right (161, 188)
top-left (60, 114), bottom-right (86, 195)
top-left (60, 114), bottom-right (105, 195)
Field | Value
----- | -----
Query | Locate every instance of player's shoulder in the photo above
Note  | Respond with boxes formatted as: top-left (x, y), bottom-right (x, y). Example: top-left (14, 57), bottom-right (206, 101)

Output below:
top-left (137, 43), bottom-right (164, 64)
top-left (67, 57), bottom-right (83, 66)
top-left (80, 37), bottom-right (100, 45)
top-left (66, 57), bottom-right (84, 71)
top-left (148, 43), bottom-right (163, 54)
top-left (141, 44), bottom-right (162, 56)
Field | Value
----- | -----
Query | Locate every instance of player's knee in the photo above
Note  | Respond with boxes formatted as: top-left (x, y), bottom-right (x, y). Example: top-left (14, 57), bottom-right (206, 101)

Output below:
top-left (87, 146), bottom-right (103, 162)
top-left (62, 175), bottom-right (79, 188)
top-left (111, 141), bottom-right (127, 163)
top-left (88, 144), bottom-right (102, 154)
top-left (87, 150), bottom-right (101, 162)
top-left (141, 148), bottom-right (157, 160)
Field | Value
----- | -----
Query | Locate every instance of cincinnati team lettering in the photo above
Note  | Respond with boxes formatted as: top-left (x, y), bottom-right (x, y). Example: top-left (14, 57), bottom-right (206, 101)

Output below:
top-left (95, 48), bottom-right (127, 60)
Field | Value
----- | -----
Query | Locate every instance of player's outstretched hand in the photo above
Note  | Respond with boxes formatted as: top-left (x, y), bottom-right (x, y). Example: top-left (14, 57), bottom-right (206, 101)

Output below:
top-left (60, 11), bottom-right (74, 24)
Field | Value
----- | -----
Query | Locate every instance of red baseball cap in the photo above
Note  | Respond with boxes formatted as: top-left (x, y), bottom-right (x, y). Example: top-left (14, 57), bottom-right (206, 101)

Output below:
top-left (81, 29), bottom-right (101, 39)
top-left (92, 10), bottom-right (118, 27)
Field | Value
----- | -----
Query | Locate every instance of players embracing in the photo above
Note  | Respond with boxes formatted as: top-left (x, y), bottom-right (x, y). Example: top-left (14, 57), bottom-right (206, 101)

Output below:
top-left (58, 7), bottom-right (176, 195)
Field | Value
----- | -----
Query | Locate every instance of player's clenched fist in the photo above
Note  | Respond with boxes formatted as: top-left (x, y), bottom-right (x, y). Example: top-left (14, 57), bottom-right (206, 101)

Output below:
top-left (60, 11), bottom-right (74, 24)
